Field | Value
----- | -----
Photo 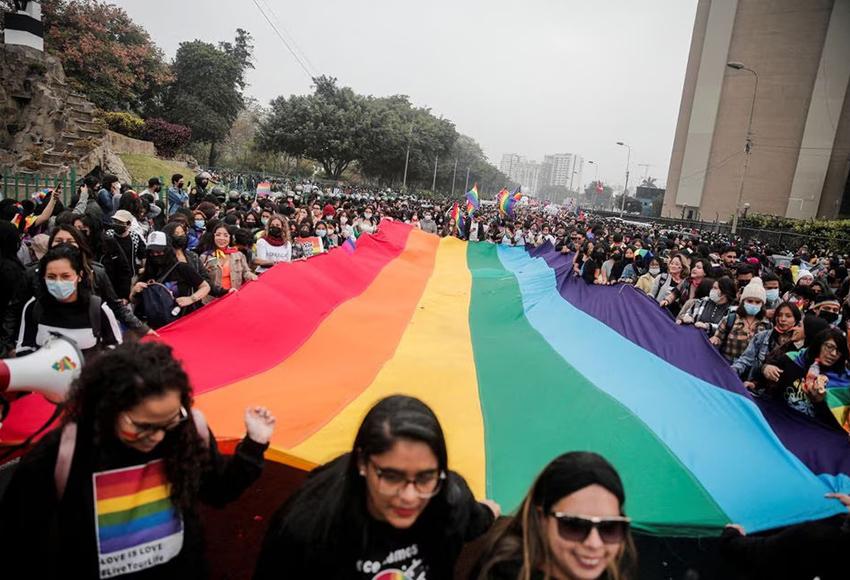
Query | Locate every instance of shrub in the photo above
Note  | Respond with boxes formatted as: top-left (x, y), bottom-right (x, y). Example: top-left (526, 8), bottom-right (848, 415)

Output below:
top-left (103, 111), bottom-right (144, 138)
top-left (142, 118), bottom-right (192, 158)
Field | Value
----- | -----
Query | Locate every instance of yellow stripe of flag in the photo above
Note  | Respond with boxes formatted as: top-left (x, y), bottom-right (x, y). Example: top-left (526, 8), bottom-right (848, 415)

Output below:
top-left (292, 237), bottom-right (487, 497)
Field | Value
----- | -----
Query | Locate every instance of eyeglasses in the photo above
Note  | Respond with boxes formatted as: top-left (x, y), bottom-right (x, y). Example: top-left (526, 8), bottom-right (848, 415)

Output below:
top-left (122, 406), bottom-right (188, 438)
top-left (550, 512), bottom-right (631, 544)
top-left (822, 342), bottom-right (839, 354)
top-left (367, 460), bottom-right (446, 498)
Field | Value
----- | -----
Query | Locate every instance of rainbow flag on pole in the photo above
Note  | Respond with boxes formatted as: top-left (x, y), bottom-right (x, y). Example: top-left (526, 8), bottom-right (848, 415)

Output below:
top-left (465, 183), bottom-right (480, 215)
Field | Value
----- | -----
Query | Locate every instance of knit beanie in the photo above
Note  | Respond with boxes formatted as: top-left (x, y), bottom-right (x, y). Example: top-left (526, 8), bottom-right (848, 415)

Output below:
top-left (741, 276), bottom-right (766, 302)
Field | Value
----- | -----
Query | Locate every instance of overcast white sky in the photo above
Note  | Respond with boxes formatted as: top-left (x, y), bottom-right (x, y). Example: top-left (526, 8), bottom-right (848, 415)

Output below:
top-left (113, 0), bottom-right (698, 188)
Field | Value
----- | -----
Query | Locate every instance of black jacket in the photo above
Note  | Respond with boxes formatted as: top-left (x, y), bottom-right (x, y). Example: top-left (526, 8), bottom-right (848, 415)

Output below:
top-left (25, 260), bottom-right (150, 333)
top-left (0, 424), bottom-right (266, 579)
top-left (254, 458), bottom-right (495, 579)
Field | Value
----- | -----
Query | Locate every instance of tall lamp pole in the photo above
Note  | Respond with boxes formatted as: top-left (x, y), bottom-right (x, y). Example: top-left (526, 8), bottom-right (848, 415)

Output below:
top-left (727, 61), bottom-right (759, 236)
top-left (616, 142), bottom-right (631, 217)
top-left (402, 125), bottom-right (413, 190)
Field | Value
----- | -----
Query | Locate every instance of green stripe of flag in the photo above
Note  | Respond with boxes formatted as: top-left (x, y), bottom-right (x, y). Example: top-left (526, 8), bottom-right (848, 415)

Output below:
top-left (466, 243), bottom-right (728, 535)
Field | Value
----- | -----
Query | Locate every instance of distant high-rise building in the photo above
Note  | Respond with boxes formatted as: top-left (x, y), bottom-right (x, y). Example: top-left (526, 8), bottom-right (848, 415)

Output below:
top-left (500, 154), bottom-right (540, 195)
top-left (540, 153), bottom-right (583, 192)
top-left (664, 0), bottom-right (850, 221)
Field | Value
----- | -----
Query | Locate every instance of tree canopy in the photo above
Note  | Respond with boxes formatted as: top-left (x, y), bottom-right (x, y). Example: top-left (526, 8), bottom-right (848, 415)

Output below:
top-left (260, 77), bottom-right (514, 194)
top-left (161, 29), bottom-right (254, 166)
top-left (11, 0), bottom-right (173, 112)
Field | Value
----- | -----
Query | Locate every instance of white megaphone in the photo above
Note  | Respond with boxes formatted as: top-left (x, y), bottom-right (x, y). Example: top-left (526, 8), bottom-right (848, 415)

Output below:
top-left (0, 334), bottom-right (84, 405)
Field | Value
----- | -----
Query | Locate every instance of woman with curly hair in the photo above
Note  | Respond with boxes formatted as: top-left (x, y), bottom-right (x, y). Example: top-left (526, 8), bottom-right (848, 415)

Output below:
top-left (0, 341), bottom-right (276, 579)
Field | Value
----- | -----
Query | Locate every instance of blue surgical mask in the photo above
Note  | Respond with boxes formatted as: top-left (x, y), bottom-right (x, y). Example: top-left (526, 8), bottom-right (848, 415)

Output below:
top-left (194, 219), bottom-right (205, 230)
top-left (744, 303), bottom-right (762, 316)
top-left (46, 279), bottom-right (77, 301)
top-left (765, 288), bottom-right (780, 302)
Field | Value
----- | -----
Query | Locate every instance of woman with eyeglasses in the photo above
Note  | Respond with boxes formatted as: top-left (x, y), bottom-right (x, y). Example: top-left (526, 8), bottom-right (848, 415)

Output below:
top-left (254, 395), bottom-right (501, 579)
top-left (756, 326), bottom-right (850, 433)
top-left (471, 452), bottom-right (637, 580)
top-left (0, 341), bottom-right (276, 579)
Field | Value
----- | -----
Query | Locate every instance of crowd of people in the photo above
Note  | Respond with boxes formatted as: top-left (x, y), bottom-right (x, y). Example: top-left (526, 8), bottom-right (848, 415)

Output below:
top-left (1, 169), bottom-right (850, 578)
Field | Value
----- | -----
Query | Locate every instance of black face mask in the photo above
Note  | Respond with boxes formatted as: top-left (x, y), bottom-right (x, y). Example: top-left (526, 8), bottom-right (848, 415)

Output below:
top-left (268, 227), bottom-right (282, 238)
top-left (148, 254), bottom-right (165, 265)
top-left (819, 310), bottom-right (839, 324)
top-left (299, 230), bottom-right (311, 238)
top-left (172, 235), bottom-right (188, 250)
top-left (112, 224), bottom-right (128, 235)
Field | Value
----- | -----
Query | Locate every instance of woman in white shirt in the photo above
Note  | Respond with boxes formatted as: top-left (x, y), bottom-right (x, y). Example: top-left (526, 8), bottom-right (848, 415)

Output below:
top-left (254, 214), bottom-right (292, 274)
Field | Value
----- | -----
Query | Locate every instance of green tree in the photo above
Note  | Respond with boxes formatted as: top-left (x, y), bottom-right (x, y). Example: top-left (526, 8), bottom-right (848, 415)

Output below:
top-left (162, 29), bottom-right (254, 167)
top-left (2, 0), bottom-right (173, 112)
top-left (259, 76), bottom-right (373, 180)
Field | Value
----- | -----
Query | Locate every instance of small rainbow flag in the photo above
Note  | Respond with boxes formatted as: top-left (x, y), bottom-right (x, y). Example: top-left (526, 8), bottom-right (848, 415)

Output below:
top-left (51, 356), bottom-right (77, 372)
top-left (498, 187), bottom-right (522, 217)
top-left (256, 181), bottom-right (272, 197)
top-left (94, 460), bottom-right (183, 574)
top-left (465, 183), bottom-right (480, 215)
top-left (450, 202), bottom-right (461, 231)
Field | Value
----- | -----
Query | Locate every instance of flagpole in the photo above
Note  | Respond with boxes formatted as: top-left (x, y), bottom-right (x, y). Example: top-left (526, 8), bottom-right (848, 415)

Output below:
top-left (464, 167), bottom-right (470, 193)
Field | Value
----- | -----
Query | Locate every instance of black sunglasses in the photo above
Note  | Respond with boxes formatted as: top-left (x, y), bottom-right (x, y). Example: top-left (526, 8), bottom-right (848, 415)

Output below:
top-left (550, 512), bottom-right (631, 544)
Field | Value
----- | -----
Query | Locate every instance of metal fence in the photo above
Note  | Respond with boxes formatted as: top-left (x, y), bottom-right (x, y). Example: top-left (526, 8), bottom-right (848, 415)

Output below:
top-left (1, 168), bottom-right (78, 206)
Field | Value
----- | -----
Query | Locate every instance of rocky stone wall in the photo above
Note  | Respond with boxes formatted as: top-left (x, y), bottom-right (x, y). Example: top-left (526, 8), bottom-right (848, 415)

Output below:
top-left (0, 43), bottom-right (107, 176)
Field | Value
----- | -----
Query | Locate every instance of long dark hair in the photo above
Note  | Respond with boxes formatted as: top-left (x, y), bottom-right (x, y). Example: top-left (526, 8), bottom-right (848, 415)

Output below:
top-left (806, 327), bottom-right (849, 372)
top-left (63, 341), bottom-right (208, 512)
top-left (474, 452), bottom-right (637, 580)
top-left (260, 395), bottom-right (470, 573)
top-left (38, 245), bottom-right (91, 303)
top-left (47, 224), bottom-right (95, 283)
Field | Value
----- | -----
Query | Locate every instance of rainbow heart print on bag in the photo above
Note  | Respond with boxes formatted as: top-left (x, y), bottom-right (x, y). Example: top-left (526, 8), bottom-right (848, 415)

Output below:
top-left (93, 459), bottom-right (183, 578)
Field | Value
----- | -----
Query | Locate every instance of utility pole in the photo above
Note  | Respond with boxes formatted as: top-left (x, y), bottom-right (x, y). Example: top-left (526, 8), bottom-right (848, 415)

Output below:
top-left (451, 158), bottom-right (458, 196)
top-left (431, 155), bottom-right (438, 192)
top-left (638, 163), bottom-right (651, 184)
top-left (402, 124), bottom-right (413, 190)
top-left (617, 142), bottom-right (631, 217)
top-left (464, 167), bottom-right (470, 193)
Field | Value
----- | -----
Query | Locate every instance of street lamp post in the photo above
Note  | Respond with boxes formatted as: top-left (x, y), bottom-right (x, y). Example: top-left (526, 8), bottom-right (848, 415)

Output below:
top-left (402, 125), bottom-right (413, 190)
top-left (616, 142), bottom-right (631, 217)
top-left (726, 61), bottom-right (759, 236)
top-left (431, 155), bottom-right (439, 192)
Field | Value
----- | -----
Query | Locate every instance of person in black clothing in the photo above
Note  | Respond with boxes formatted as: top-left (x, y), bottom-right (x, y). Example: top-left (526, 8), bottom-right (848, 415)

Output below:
top-left (0, 341), bottom-right (276, 579)
top-left (254, 395), bottom-right (500, 579)
top-left (131, 231), bottom-right (210, 327)
top-left (721, 494), bottom-right (850, 579)
top-left (102, 209), bottom-right (145, 300)
top-left (16, 245), bottom-right (122, 357)
top-left (22, 225), bottom-right (153, 335)
top-left (0, 220), bottom-right (27, 356)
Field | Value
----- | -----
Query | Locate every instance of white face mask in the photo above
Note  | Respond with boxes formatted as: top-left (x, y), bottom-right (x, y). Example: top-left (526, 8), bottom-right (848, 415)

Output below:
top-left (46, 279), bottom-right (77, 301)
top-left (709, 289), bottom-right (722, 303)
top-left (649, 267), bottom-right (661, 276)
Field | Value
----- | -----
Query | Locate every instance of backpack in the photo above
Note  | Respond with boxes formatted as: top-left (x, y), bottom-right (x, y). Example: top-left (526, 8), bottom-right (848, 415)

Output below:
top-left (139, 263), bottom-right (180, 329)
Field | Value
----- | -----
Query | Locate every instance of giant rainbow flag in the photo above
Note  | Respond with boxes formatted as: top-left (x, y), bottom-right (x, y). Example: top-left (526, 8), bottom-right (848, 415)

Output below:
top-left (3, 222), bottom-right (850, 536)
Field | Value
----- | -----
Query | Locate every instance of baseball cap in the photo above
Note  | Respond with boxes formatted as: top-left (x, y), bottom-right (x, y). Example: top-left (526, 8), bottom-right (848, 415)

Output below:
top-left (112, 210), bottom-right (134, 225)
top-left (146, 230), bottom-right (168, 250)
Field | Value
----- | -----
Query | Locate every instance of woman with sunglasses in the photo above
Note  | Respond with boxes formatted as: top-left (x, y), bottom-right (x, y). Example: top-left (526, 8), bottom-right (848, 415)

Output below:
top-left (254, 395), bottom-right (500, 578)
top-left (472, 451), bottom-right (637, 580)
top-left (0, 341), bottom-right (276, 578)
